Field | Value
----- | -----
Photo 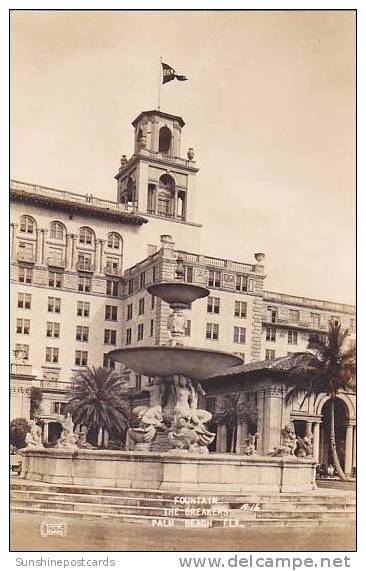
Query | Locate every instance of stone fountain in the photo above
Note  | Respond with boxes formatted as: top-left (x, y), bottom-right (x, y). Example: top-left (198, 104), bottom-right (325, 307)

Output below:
top-left (109, 255), bottom-right (242, 454)
top-left (20, 254), bottom-right (316, 493)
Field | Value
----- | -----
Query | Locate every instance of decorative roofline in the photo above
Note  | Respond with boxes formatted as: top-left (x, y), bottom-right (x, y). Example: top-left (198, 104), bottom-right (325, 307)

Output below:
top-left (10, 179), bottom-right (148, 226)
top-left (132, 109), bottom-right (185, 128)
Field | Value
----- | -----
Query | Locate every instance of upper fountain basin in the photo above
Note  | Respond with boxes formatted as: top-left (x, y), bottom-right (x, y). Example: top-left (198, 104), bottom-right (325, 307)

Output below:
top-left (108, 346), bottom-right (243, 380)
top-left (147, 282), bottom-right (209, 307)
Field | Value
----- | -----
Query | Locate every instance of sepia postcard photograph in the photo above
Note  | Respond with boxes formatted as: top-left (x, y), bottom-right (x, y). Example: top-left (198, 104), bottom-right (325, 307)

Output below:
top-left (8, 6), bottom-right (357, 559)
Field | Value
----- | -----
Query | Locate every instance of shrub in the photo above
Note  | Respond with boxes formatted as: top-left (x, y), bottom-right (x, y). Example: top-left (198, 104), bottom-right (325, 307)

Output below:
top-left (10, 418), bottom-right (30, 450)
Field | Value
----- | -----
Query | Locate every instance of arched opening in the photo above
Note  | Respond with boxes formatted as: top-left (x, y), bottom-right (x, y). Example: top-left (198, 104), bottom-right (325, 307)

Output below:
top-left (158, 127), bottom-right (172, 154)
top-left (157, 174), bottom-right (175, 218)
top-left (319, 397), bottom-right (348, 470)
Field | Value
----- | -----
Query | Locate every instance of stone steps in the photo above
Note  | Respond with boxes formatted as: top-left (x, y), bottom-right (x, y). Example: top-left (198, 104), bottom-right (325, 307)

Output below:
top-left (11, 480), bottom-right (355, 528)
top-left (10, 506), bottom-right (355, 528)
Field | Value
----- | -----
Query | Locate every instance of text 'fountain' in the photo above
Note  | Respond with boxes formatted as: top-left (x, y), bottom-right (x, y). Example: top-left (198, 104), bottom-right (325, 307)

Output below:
top-left (108, 256), bottom-right (243, 454)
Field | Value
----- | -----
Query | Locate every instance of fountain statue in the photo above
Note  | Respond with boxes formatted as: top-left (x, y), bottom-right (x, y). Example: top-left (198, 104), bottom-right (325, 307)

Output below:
top-left (55, 413), bottom-right (78, 450)
top-left (268, 423), bottom-right (297, 457)
top-left (25, 420), bottom-right (44, 448)
top-left (109, 254), bottom-right (243, 452)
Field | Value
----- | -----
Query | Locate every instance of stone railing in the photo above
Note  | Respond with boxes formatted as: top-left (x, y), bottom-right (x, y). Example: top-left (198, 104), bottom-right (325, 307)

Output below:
top-left (10, 179), bottom-right (134, 213)
top-left (264, 290), bottom-right (355, 314)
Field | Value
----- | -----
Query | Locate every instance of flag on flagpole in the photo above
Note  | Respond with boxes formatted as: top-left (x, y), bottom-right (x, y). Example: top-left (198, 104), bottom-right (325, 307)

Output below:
top-left (162, 62), bottom-right (187, 84)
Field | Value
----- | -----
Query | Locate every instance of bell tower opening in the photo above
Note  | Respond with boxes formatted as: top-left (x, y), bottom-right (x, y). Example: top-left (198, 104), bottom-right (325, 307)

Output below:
top-left (158, 127), bottom-right (172, 154)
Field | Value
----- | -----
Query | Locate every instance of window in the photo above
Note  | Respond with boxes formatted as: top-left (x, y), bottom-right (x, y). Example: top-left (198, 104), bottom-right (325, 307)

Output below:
top-left (289, 310), bottom-right (300, 324)
top-left (331, 315), bottom-right (340, 327)
top-left (207, 297), bottom-right (220, 314)
top-left (77, 252), bottom-right (93, 271)
top-left (265, 349), bottom-right (275, 360)
top-left (18, 241), bottom-right (34, 260)
top-left (185, 319), bottom-right (191, 337)
top-left (234, 326), bottom-right (246, 344)
top-left (139, 272), bottom-right (146, 289)
top-left (236, 275), bottom-right (248, 292)
top-left (104, 329), bottom-right (117, 345)
top-left (350, 318), bottom-right (355, 334)
top-left (269, 308), bottom-right (277, 323)
top-left (288, 331), bottom-right (298, 345)
top-left (18, 267), bottom-right (33, 284)
top-left (128, 279), bottom-right (134, 295)
top-left (49, 271), bottom-right (62, 288)
top-left (19, 216), bottom-right (35, 234)
top-left (16, 318), bottom-right (30, 334)
top-left (206, 323), bottom-right (219, 340)
top-left (77, 301), bottom-right (90, 317)
top-left (137, 323), bottom-right (144, 341)
top-left (127, 303), bottom-right (133, 320)
top-left (235, 301), bottom-right (247, 318)
top-left (46, 347), bottom-right (59, 363)
top-left (76, 325), bottom-right (89, 342)
top-left (48, 297), bottom-right (61, 313)
top-left (208, 270), bottom-right (221, 288)
top-left (103, 353), bottom-right (115, 369)
top-left (105, 305), bottom-right (118, 321)
top-left (126, 328), bottom-right (132, 345)
top-left (150, 319), bottom-right (154, 337)
top-left (151, 295), bottom-right (155, 310)
top-left (50, 222), bottom-right (65, 240)
top-left (184, 266), bottom-right (193, 283)
top-left (107, 233), bottom-right (121, 249)
top-left (79, 227), bottom-right (93, 244)
top-left (53, 402), bottom-right (66, 415)
top-left (15, 343), bottom-right (29, 360)
top-left (310, 312), bottom-right (320, 329)
top-left (75, 350), bottom-right (88, 366)
top-left (47, 322), bottom-right (60, 338)
top-left (105, 258), bottom-right (119, 272)
top-left (106, 280), bottom-right (119, 297)
top-left (266, 326), bottom-right (276, 341)
top-left (138, 297), bottom-right (145, 315)
top-left (78, 277), bottom-right (91, 293)
top-left (152, 266), bottom-right (157, 283)
top-left (17, 293), bottom-right (31, 309)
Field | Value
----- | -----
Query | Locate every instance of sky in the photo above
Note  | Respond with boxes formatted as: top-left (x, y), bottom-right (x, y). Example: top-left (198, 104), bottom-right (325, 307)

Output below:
top-left (10, 10), bottom-right (356, 304)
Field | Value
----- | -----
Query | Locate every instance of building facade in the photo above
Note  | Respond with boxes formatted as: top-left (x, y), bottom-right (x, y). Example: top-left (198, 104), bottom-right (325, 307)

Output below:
top-left (10, 109), bottom-right (356, 469)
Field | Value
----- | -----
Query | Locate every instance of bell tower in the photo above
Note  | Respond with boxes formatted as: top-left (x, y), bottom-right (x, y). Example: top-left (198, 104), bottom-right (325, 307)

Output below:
top-left (115, 110), bottom-right (199, 225)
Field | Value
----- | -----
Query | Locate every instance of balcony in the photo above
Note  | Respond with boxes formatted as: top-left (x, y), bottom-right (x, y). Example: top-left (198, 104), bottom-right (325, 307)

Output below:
top-left (17, 251), bottom-right (36, 264)
top-left (76, 261), bottom-right (95, 273)
top-left (47, 256), bottom-right (66, 269)
top-left (104, 266), bottom-right (122, 277)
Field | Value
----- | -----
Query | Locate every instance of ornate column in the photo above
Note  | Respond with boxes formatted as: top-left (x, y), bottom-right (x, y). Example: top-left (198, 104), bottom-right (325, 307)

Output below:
top-left (306, 420), bottom-right (312, 436)
top-left (352, 426), bottom-right (356, 473)
top-left (262, 385), bottom-right (284, 454)
top-left (40, 229), bottom-right (48, 264)
top-left (235, 421), bottom-right (248, 454)
top-left (43, 421), bottom-right (49, 444)
top-left (36, 229), bottom-right (42, 263)
top-left (312, 421), bottom-right (320, 463)
top-left (217, 424), bottom-right (227, 452)
top-left (344, 421), bottom-right (355, 476)
top-left (70, 234), bottom-right (77, 269)
top-left (10, 223), bottom-right (18, 261)
top-left (97, 239), bottom-right (105, 274)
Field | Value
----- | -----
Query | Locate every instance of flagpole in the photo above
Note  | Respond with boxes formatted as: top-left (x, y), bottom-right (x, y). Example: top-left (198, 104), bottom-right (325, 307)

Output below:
top-left (157, 57), bottom-right (162, 111)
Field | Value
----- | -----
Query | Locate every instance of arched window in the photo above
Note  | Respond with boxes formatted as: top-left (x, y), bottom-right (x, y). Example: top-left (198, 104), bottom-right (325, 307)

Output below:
top-left (79, 227), bottom-right (94, 245)
top-left (50, 221), bottom-right (66, 240)
top-left (107, 232), bottom-right (122, 250)
top-left (157, 174), bottom-right (175, 217)
top-left (158, 127), bottom-right (172, 154)
top-left (19, 215), bottom-right (36, 234)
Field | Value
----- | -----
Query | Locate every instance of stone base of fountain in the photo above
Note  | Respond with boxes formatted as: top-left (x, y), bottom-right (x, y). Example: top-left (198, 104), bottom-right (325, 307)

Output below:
top-left (20, 448), bottom-right (316, 493)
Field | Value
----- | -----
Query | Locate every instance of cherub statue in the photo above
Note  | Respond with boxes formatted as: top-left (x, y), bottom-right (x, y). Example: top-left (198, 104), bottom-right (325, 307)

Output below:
top-left (297, 433), bottom-right (313, 457)
top-left (25, 420), bottom-right (43, 448)
top-left (244, 433), bottom-right (258, 456)
top-left (75, 425), bottom-right (92, 449)
top-left (55, 414), bottom-right (78, 450)
top-left (268, 423), bottom-right (297, 457)
top-left (127, 405), bottom-right (164, 451)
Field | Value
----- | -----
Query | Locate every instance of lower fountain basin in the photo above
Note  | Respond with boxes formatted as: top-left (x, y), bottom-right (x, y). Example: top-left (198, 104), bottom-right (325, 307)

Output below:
top-left (108, 346), bottom-right (243, 379)
top-left (20, 448), bottom-right (316, 493)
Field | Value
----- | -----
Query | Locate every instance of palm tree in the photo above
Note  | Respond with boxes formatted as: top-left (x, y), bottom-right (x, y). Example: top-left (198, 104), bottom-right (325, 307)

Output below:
top-left (66, 367), bottom-right (130, 447)
top-left (286, 322), bottom-right (355, 481)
